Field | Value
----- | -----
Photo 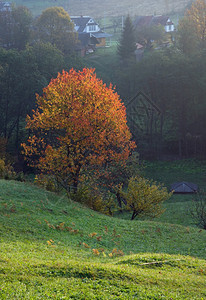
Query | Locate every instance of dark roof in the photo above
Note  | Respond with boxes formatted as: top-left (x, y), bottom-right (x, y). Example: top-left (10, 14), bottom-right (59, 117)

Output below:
top-left (170, 182), bottom-right (198, 193)
top-left (71, 16), bottom-right (98, 33)
top-left (133, 16), bottom-right (153, 27)
top-left (133, 15), bottom-right (174, 28)
top-left (92, 32), bottom-right (112, 39)
top-left (0, 1), bottom-right (11, 11)
top-left (152, 15), bottom-right (171, 26)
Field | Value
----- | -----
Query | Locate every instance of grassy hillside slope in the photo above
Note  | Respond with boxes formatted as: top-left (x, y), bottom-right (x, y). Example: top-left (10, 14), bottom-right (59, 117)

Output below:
top-left (13, 0), bottom-right (192, 17)
top-left (0, 177), bottom-right (206, 299)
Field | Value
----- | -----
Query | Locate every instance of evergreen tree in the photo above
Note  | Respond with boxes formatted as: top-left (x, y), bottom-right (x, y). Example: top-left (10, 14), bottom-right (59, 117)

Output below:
top-left (117, 15), bottom-right (136, 62)
top-left (0, 6), bottom-right (32, 50)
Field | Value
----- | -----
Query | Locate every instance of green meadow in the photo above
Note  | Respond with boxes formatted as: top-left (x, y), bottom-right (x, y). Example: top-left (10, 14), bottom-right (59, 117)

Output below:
top-left (13, 0), bottom-right (189, 17)
top-left (0, 159), bottom-right (206, 299)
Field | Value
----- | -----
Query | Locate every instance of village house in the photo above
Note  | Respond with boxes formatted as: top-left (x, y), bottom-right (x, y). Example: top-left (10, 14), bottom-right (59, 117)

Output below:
top-left (71, 16), bottom-right (112, 56)
top-left (133, 15), bottom-right (175, 33)
top-left (0, 1), bottom-right (11, 12)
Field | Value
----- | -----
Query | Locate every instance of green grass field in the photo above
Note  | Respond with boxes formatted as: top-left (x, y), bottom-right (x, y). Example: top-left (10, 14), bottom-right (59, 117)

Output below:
top-left (0, 159), bottom-right (206, 299)
top-left (0, 161), bottom-right (206, 299)
top-left (13, 0), bottom-right (189, 18)
top-left (83, 43), bottom-right (119, 86)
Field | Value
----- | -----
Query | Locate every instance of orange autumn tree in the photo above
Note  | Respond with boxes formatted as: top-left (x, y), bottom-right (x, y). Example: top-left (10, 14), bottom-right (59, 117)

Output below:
top-left (22, 68), bottom-right (136, 191)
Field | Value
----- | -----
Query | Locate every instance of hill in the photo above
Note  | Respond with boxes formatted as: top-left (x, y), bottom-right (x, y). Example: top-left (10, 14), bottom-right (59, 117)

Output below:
top-left (13, 0), bottom-right (192, 17)
top-left (0, 177), bottom-right (206, 298)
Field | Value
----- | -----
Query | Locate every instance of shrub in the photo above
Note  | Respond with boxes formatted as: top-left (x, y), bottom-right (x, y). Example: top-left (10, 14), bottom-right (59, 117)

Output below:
top-left (80, 151), bottom-right (142, 196)
top-left (34, 174), bottom-right (60, 192)
top-left (0, 158), bottom-right (16, 180)
top-left (70, 185), bottom-right (117, 215)
top-left (119, 176), bottom-right (172, 220)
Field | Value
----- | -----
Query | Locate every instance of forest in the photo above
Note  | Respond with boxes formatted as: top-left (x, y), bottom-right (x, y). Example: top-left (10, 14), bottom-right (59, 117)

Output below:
top-left (1, 0), bottom-right (206, 169)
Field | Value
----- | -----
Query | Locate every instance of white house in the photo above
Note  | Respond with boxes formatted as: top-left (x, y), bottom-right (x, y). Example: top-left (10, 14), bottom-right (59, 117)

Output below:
top-left (0, 1), bottom-right (11, 12)
top-left (71, 16), bottom-right (112, 48)
top-left (133, 15), bottom-right (175, 33)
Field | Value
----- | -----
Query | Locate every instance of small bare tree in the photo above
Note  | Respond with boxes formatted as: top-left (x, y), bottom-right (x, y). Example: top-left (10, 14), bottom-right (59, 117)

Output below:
top-left (190, 193), bottom-right (206, 230)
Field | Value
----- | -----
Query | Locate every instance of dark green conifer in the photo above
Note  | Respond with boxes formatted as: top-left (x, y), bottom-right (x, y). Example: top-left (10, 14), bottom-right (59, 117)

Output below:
top-left (117, 15), bottom-right (136, 62)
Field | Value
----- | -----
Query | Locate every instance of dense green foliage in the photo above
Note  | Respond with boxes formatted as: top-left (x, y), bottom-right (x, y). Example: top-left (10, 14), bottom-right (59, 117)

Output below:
top-left (86, 34), bottom-right (206, 159)
top-left (0, 45), bottom-right (82, 156)
top-left (35, 7), bottom-right (78, 55)
top-left (0, 6), bottom-right (83, 160)
top-left (117, 15), bottom-right (136, 63)
top-left (135, 24), bottom-right (166, 49)
top-left (0, 6), bottom-right (32, 50)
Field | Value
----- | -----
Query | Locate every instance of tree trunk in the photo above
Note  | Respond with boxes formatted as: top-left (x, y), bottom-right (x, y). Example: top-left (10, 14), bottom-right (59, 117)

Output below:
top-left (4, 68), bottom-right (11, 139)
top-left (72, 177), bottom-right (78, 193)
top-left (131, 211), bottom-right (137, 220)
top-left (72, 166), bottom-right (81, 193)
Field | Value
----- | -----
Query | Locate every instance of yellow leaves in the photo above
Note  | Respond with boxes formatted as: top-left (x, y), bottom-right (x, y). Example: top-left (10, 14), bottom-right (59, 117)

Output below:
top-left (119, 176), bottom-right (172, 220)
top-left (89, 232), bottom-right (97, 237)
top-left (56, 222), bottom-right (65, 230)
top-left (81, 227), bottom-right (124, 258)
top-left (90, 247), bottom-right (124, 257)
top-left (92, 249), bottom-right (100, 255)
top-left (66, 227), bottom-right (79, 234)
top-left (47, 239), bottom-right (56, 247)
top-left (108, 249), bottom-right (124, 258)
top-left (82, 242), bottom-right (90, 248)
top-left (44, 220), bottom-right (80, 234)
top-left (186, 0), bottom-right (206, 41)
top-left (102, 252), bottom-right (107, 258)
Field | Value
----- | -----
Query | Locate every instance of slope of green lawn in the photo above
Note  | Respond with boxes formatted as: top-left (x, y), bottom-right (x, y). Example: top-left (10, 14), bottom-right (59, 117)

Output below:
top-left (14, 0), bottom-right (188, 17)
top-left (144, 159), bottom-right (206, 190)
top-left (0, 177), bottom-right (206, 299)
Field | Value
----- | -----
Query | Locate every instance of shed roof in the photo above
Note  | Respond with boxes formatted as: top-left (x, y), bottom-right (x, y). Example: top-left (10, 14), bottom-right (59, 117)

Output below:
top-left (71, 16), bottom-right (98, 33)
top-left (133, 16), bottom-right (153, 27)
top-left (92, 32), bottom-right (112, 39)
top-left (152, 15), bottom-right (172, 26)
top-left (170, 182), bottom-right (198, 193)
